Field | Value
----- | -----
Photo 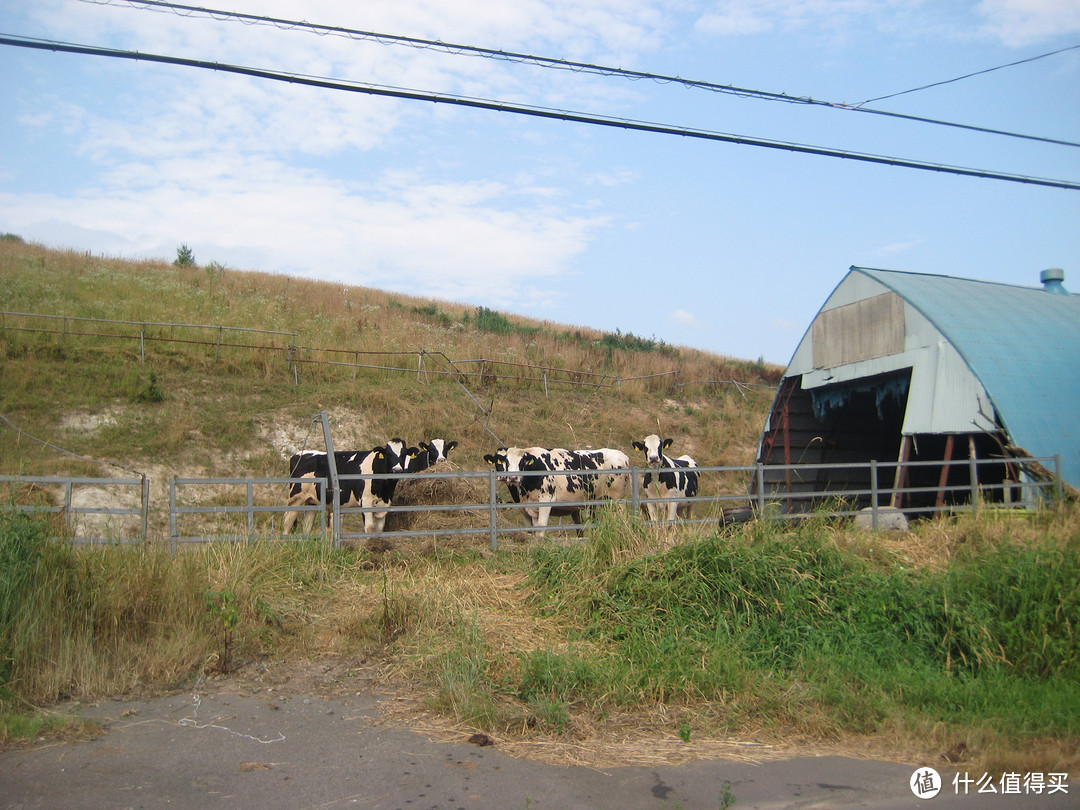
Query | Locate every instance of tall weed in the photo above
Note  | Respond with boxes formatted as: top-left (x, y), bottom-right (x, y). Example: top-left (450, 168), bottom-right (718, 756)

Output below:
top-left (527, 516), bottom-right (1080, 738)
top-left (0, 514), bottom-right (212, 705)
top-left (0, 513), bottom-right (48, 697)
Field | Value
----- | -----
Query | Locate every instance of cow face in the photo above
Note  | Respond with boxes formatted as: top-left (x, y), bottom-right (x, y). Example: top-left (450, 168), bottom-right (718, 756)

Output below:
top-left (483, 448), bottom-right (510, 471)
top-left (419, 438), bottom-right (458, 467)
top-left (384, 438), bottom-right (408, 472)
top-left (403, 446), bottom-right (424, 470)
top-left (632, 434), bottom-right (673, 465)
top-left (485, 447), bottom-right (531, 485)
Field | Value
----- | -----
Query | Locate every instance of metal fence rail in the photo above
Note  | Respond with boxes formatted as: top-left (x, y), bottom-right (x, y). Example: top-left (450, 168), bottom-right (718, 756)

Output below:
top-left (169, 455), bottom-right (1060, 549)
top-left (0, 474), bottom-right (148, 544)
top-left (168, 476), bottom-right (327, 552)
top-left (5, 455), bottom-right (1061, 549)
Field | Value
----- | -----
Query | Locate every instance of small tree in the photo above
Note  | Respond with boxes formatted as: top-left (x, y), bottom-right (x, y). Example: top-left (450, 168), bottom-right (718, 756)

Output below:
top-left (173, 244), bottom-right (195, 267)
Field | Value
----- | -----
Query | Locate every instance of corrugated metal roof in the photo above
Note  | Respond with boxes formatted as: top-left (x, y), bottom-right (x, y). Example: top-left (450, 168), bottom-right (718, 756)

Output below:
top-left (851, 267), bottom-right (1080, 487)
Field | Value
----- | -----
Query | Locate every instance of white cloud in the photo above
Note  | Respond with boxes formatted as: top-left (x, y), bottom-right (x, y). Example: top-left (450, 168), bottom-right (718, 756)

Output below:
top-left (977, 0), bottom-right (1080, 46)
top-left (873, 239), bottom-right (922, 256)
top-left (696, 2), bottom-right (774, 36)
top-left (695, 0), bottom-right (1080, 45)
top-left (670, 309), bottom-right (700, 327)
top-left (696, 0), bottom-right (882, 37)
top-left (0, 152), bottom-right (608, 309)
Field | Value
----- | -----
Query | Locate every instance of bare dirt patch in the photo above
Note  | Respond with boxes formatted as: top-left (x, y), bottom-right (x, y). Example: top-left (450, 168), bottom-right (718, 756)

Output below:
top-left (201, 654), bottom-right (917, 770)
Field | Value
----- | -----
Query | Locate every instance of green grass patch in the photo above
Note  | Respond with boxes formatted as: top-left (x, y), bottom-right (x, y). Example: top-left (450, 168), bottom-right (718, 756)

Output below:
top-left (524, 517), bottom-right (1080, 744)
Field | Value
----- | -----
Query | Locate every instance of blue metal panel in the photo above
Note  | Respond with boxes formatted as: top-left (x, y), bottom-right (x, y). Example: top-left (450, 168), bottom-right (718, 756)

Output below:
top-left (852, 267), bottom-right (1080, 487)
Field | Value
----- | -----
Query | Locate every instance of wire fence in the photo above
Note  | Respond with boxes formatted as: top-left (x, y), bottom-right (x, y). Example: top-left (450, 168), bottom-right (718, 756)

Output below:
top-left (1, 455), bottom-right (1062, 550)
top-left (0, 310), bottom-right (296, 361)
top-left (1, 310), bottom-right (772, 395)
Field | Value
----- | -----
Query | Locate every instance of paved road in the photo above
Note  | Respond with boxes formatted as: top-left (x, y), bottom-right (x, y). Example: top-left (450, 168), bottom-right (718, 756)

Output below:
top-left (1, 688), bottom-right (1073, 809)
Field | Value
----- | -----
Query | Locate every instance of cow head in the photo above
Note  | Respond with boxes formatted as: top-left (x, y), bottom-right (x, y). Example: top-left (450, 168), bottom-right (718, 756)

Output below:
top-left (484, 448), bottom-right (510, 472)
top-left (383, 438), bottom-right (408, 472)
top-left (420, 438), bottom-right (458, 466)
top-left (484, 446), bottom-right (533, 485)
top-left (403, 446), bottom-right (424, 471)
top-left (632, 434), bottom-right (672, 465)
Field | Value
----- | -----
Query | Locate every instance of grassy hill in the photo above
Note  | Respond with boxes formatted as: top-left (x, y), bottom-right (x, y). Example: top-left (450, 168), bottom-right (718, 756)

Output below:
top-left (2, 235), bottom-right (1077, 778)
top-left (0, 235), bottom-right (779, 484)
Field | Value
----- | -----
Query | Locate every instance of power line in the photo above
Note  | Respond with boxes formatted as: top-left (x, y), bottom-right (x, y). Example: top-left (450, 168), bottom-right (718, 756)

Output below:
top-left (0, 411), bottom-right (146, 478)
top-left (857, 43), bottom-right (1080, 106)
top-left (3, 34), bottom-right (1078, 191)
top-left (78, 0), bottom-right (1080, 150)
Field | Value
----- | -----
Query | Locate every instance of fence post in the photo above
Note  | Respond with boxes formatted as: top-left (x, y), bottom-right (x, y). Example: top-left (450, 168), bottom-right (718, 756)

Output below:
top-left (870, 460), bottom-right (879, 530)
top-left (489, 469), bottom-right (498, 551)
top-left (62, 480), bottom-right (73, 538)
top-left (630, 466), bottom-right (641, 519)
top-left (246, 481), bottom-right (255, 541)
top-left (169, 476), bottom-right (178, 555)
top-left (1055, 455), bottom-right (1063, 501)
top-left (755, 464), bottom-right (766, 517)
top-left (140, 475), bottom-right (149, 543)
top-left (139, 326), bottom-right (146, 362)
top-left (969, 453), bottom-right (979, 517)
top-left (318, 412), bottom-right (340, 548)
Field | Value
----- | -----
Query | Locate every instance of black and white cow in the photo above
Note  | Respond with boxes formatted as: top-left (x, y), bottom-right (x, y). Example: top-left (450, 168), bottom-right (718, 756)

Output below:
top-left (283, 438), bottom-right (408, 534)
top-left (573, 448), bottom-right (631, 502)
top-left (483, 446), bottom-right (589, 536)
top-left (630, 434), bottom-right (699, 522)
top-left (405, 439), bottom-right (459, 473)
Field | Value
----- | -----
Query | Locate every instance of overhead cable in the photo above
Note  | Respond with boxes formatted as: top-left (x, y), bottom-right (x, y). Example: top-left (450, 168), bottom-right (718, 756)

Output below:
top-left (3, 34), bottom-right (1078, 191)
top-left (78, 0), bottom-right (1080, 150)
top-left (857, 43), bottom-right (1080, 106)
top-left (0, 411), bottom-right (146, 478)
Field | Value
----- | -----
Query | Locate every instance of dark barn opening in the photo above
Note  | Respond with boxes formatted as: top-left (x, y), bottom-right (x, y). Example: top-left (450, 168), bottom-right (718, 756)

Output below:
top-left (755, 370), bottom-right (1013, 514)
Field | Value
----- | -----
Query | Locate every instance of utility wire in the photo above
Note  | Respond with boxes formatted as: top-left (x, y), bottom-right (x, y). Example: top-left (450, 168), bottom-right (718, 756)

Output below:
top-left (0, 411), bottom-right (146, 478)
top-left (78, 0), bottom-right (1080, 150)
top-left (857, 43), bottom-right (1080, 106)
top-left (3, 34), bottom-right (1078, 191)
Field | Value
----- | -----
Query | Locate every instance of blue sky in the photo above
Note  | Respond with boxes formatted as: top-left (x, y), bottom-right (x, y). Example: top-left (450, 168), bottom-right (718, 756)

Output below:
top-left (2, 0), bottom-right (1078, 364)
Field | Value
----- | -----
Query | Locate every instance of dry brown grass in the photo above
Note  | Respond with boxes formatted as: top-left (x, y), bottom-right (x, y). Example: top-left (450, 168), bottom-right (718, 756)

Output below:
top-left (9, 238), bottom-right (1076, 775)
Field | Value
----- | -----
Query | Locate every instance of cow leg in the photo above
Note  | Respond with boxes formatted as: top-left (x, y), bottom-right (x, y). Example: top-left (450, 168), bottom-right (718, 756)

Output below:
top-left (666, 499), bottom-right (680, 522)
top-left (642, 487), bottom-right (661, 522)
top-left (532, 504), bottom-right (552, 538)
top-left (284, 475), bottom-right (322, 535)
top-left (370, 509), bottom-right (388, 534)
top-left (362, 496), bottom-right (391, 534)
top-left (283, 503), bottom-right (318, 535)
top-left (284, 492), bottom-right (319, 534)
top-left (282, 508), bottom-right (298, 534)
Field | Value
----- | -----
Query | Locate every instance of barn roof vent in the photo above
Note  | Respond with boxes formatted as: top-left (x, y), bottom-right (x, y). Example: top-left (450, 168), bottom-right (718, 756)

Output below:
top-left (1040, 268), bottom-right (1068, 295)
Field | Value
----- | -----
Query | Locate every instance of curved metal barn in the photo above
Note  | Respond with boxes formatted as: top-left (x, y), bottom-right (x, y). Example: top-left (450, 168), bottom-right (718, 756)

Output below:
top-left (756, 266), bottom-right (1080, 512)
